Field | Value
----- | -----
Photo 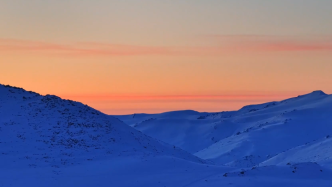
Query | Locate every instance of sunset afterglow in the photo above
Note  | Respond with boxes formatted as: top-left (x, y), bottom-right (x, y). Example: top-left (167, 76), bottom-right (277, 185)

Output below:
top-left (1, 0), bottom-right (332, 114)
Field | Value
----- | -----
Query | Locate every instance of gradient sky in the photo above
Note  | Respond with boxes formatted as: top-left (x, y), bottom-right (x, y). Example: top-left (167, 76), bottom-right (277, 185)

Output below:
top-left (1, 0), bottom-right (332, 114)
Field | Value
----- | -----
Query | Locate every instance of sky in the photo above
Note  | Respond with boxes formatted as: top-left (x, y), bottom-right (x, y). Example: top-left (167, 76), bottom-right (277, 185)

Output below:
top-left (1, 0), bottom-right (332, 114)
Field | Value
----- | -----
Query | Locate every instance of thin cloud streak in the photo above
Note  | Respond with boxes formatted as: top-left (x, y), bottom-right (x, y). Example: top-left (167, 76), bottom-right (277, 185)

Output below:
top-left (0, 39), bottom-right (177, 56)
top-left (1, 36), bottom-right (332, 57)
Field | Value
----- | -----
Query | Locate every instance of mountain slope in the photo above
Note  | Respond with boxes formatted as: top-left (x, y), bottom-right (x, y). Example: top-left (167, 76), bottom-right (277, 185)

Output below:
top-left (260, 136), bottom-right (332, 167)
top-left (196, 91), bottom-right (332, 165)
top-left (117, 91), bottom-right (332, 167)
top-left (0, 84), bottom-right (202, 170)
top-left (116, 110), bottom-right (238, 153)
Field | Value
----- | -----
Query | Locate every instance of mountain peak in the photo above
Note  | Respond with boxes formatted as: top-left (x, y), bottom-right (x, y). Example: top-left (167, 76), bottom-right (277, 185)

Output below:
top-left (310, 90), bottom-right (327, 95)
top-left (289, 90), bottom-right (328, 101)
top-left (302, 90), bottom-right (328, 97)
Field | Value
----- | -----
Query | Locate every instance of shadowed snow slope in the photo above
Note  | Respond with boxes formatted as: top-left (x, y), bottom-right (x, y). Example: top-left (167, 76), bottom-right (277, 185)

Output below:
top-left (0, 84), bottom-right (203, 169)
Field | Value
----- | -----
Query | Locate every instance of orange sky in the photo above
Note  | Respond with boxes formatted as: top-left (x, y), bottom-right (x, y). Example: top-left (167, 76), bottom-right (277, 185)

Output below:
top-left (1, 43), bottom-right (331, 114)
top-left (1, 1), bottom-right (332, 114)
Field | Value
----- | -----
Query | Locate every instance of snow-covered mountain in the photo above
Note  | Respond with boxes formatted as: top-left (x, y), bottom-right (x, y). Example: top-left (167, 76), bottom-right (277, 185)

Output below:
top-left (0, 84), bottom-right (203, 168)
top-left (117, 90), bottom-right (332, 168)
top-left (0, 84), bottom-right (215, 186)
top-left (2, 83), bottom-right (332, 186)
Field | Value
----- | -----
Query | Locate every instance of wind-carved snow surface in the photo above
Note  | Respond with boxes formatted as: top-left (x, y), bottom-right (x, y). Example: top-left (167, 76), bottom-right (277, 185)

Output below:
top-left (1, 84), bottom-right (332, 186)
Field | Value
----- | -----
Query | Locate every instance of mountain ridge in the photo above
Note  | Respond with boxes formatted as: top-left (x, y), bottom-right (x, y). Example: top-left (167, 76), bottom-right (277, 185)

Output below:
top-left (117, 89), bottom-right (332, 167)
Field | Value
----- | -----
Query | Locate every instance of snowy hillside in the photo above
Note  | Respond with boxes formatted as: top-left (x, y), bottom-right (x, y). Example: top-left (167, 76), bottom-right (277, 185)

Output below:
top-left (116, 110), bottom-right (219, 153)
top-left (117, 90), bottom-right (332, 167)
top-left (260, 136), bottom-right (332, 167)
top-left (0, 84), bottom-right (204, 169)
